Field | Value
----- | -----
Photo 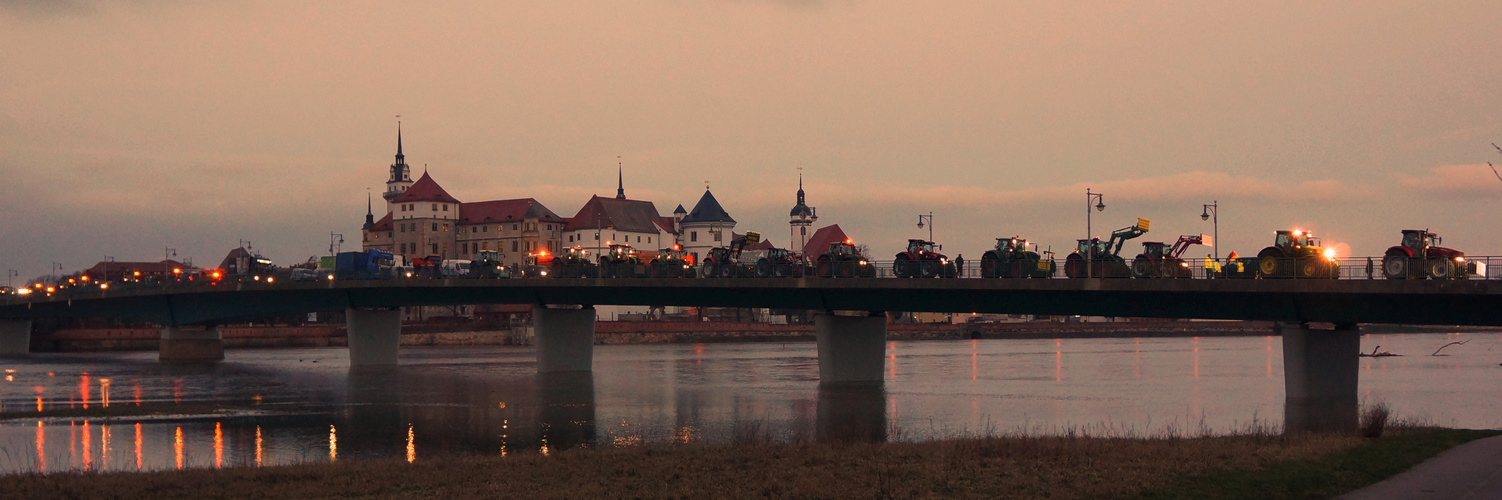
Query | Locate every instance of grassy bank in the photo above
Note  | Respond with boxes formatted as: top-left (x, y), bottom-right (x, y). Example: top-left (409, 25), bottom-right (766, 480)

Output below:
top-left (2, 427), bottom-right (1493, 499)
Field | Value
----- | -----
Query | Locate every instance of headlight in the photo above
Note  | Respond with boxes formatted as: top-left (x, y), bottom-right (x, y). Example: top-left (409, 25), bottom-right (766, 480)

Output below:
top-left (1180, 262), bottom-right (1189, 268)
top-left (1323, 248), bottom-right (1336, 260)
top-left (540, 270), bottom-right (549, 276)
top-left (1455, 256), bottom-right (1465, 263)
top-left (940, 258), bottom-right (948, 264)
top-left (859, 260), bottom-right (868, 265)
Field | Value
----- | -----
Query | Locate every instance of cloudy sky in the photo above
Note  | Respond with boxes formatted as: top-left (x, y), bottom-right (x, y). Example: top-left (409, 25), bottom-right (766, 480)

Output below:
top-left (2, 1), bottom-right (1499, 279)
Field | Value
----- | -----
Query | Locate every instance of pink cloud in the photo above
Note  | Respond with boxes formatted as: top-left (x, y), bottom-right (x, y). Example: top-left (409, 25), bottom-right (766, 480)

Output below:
top-left (1395, 164), bottom-right (1502, 198)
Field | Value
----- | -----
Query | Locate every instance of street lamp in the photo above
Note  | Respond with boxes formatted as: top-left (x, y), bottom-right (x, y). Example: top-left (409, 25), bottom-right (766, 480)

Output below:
top-left (916, 212), bottom-right (934, 242)
top-left (1086, 189), bottom-right (1105, 278)
top-left (6, 269), bottom-right (16, 288)
top-left (329, 233), bottom-right (345, 255)
top-left (1201, 201), bottom-right (1219, 261)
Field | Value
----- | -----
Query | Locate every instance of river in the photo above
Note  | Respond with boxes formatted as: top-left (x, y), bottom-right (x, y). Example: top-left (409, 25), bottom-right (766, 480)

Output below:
top-left (0, 331), bottom-right (1497, 473)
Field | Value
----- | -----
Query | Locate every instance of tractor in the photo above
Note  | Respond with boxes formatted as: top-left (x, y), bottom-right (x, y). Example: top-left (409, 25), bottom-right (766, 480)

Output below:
top-left (598, 244), bottom-right (647, 278)
top-left (754, 247), bottom-right (805, 277)
top-left (702, 231), bottom-right (760, 278)
top-left (815, 239), bottom-right (876, 278)
top-left (649, 245), bottom-right (696, 278)
top-left (549, 246), bottom-right (598, 278)
top-left (980, 236), bottom-right (1055, 278)
top-left (1382, 229), bottom-right (1477, 280)
top-left (893, 239), bottom-right (958, 278)
top-left (1256, 230), bottom-right (1339, 279)
top-left (469, 250), bottom-right (509, 278)
top-left (1131, 234), bottom-right (1208, 278)
top-left (1065, 218), bottom-right (1150, 278)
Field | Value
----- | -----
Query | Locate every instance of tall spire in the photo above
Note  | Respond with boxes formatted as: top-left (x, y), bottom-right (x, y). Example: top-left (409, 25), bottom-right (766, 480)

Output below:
top-left (616, 156), bottom-right (625, 199)
top-left (363, 190), bottom-right (375, 230)
top-left (395, 121), bottom-right (405, 163)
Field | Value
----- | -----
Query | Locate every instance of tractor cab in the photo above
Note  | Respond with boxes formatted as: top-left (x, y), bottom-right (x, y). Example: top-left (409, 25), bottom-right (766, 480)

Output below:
top-left (997, 237), bottom-right (1028, 254)
top-left (1274, 230), bottom-right (1318, 249)
top-left (1400, 230), bottom-right (1439, 253)
top-left (606, 244), bottom-right (635, 260)
top-left (1076, 238), bottom-right (1110, 257)
top-left (1140, 242), bottom-right (1168, 259)
top-left (828, 241), bottom-right (860, 258)
top-left (907, 239), bottom-right (939, 255)
top-left (765, 248), bottom-right (791, 261)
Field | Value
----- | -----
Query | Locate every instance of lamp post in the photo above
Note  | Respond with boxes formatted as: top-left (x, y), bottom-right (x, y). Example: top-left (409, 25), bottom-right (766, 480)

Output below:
top-left (7, 269), bottom-right (16, 288)
top-left (1201, 201), bottom-right (1219, 261)
top-left (1085, 189), bottom-right (1106, 278)
top-left (916, 212), bottom-right (934, 242)
top-left (329, 233), bottom-right (345, 255)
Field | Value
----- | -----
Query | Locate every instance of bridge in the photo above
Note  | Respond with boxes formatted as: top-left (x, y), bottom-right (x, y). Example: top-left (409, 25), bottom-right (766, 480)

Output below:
top-left (4, 276), bottom-right (1501, 432)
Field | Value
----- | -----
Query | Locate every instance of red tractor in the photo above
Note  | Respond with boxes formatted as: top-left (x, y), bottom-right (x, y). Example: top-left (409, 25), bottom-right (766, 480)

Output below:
top-left (702, 231), bottom-right (760, 278)
top-left (1382, 229), bottom-right (1476, 280)
top-left (893, 239), bottom-right (957, 278)
top-left (1131, 234), bottom-right (1207, 278)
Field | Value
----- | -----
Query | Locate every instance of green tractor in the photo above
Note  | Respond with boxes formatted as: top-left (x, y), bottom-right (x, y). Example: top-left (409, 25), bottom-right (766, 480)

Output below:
top-left (1065, 218), bottom-right (1149, 278)
top-left (468, 250), bottom-right (509, 279)
top-left (1256, 229), bottom-right (1339, 279)
top-left (549, 246), bottom-right (599, 278)
top-left (649, 245), bottom-right (696, 278)
top-left (815, 239), bottom-right (876, 278)
top-left (599, 244), bottom-right (647, 278)
top-left (980, 236), bottom-right (1055, 278)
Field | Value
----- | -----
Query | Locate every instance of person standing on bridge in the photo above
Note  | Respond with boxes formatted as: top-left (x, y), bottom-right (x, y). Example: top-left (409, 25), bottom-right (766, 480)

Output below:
top-left (955, 254), bottom-right (964, 277)
top-left (1203, 254), bottom-right (1221, 278)
top-left (1366, 257), bottom-right (1374, 279)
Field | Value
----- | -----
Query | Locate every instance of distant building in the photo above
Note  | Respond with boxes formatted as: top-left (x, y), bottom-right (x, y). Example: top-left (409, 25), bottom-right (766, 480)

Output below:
top-left (678, 188), bottom-right (736, 263)
top-left (560, 167), bottom-right (674, 258)
top-left (788, 174), bottom-right (817, 257)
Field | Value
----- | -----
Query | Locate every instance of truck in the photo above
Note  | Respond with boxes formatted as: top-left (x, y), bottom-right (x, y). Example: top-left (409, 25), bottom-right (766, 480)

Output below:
top-left (1382, 229), bottom-right (1479, 280)
top-left (1256, 229), bottom-right (1339, 279)
top-left (815, 239), bottom-right (876, 278)
top-left (1131, 234), bottom-right (1208, 279)
top-left (893, 239), bottom-right (957, 278)
top-left (980, 236), bottom-right (1055, 278)
top-left (1065, 218), bottom-right (1149, 278)
top-left (334, 249), bottom-right (396, 280)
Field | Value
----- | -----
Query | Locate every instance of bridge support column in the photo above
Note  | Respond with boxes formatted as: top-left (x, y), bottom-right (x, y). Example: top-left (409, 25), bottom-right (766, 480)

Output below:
top-left (533, 305), bottom-right (596, 373)
top-left (0, 320), bottom-right (32, 356)
top-left (1283, 322), bottom-right (1360, 434)
top-left (159, 326), bottom-right (224, 362)
top-left (816, 312), bottom-right (888, 385)
top-left (347, 308), bottom-right (403, 367)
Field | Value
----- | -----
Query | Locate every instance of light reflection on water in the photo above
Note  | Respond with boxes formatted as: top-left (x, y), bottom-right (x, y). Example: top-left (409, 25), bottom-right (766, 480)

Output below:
top-left (0, 332), bottom-right (1496, 473)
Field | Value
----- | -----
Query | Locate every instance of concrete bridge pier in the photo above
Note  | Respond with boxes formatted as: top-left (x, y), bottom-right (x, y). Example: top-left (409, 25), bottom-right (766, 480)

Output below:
top-left (347, 308), bottom-right (403, 366)
top-left (159, 325), bottom-right (225, 362)
top-left (0, 320), bottom-right (32, 356)
top-left (816, 311), bottom-right (888, 385)
top-left (1283, 322), bottom-right (1360, 434)
top-left (533, 305), bottom-right (596, 373)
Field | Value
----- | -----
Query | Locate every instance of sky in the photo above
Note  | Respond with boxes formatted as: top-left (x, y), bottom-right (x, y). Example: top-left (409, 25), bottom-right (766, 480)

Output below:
top-left (2, 1), bottom-right (1500, 281)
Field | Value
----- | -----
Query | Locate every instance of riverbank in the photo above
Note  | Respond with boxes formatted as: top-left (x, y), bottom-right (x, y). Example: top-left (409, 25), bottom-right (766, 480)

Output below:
top-left (0, 427), bottom-right (1492, 499)
top-left (35, 319), bottom-right (1290, 352)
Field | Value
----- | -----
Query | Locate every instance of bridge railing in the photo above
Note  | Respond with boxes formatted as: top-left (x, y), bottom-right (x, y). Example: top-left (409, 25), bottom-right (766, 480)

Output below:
top-left (859, 255), bottom-right (1502, 281)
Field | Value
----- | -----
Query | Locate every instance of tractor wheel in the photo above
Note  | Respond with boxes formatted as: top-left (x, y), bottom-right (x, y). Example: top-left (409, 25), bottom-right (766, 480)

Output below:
top-left (1258, 255), bottom-right (1283, 278)
top-left (1298, 259), bottom-right (1322, 279)
top-left (755, 259), bottom-right (773, 278)
top-left (1428, 258), bottom-right (1454, 279)
top-left (1064, 254), bottom-right (1085, 278)
top-left (941, 262), bottom-right (958, 278)
top-left (919, 260), bottom-right (939, 278)
top-left (980, 252), bottom-right (999, 278)
top-left (893, 257), bottom-right (914, 278)
top-left (774, 263), bottom-right (791, 278)
top-left (835, 261), bottom-right (853, 278)
top-left (1382, 255), bottom-right (1408, 279)
top-left (1131, 257), bottom-right (1153, 278)
top-left (702, 262), bottom-right (719, 278)
top-left (649, 261), bottom-right (663, 278)
top-left (816, 258), bottom-right (832, 277)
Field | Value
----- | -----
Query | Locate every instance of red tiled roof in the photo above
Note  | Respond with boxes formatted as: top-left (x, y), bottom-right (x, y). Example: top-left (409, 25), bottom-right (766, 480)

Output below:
top-left (656, 216), bottom-right (676, 233)
top-left (368, 212), bottom-right (394, 232)
top-left (802, 224), bottom-right (850, 257)
top-left (392, 172), bottom-right (461, 204)
top-left (562, 195), bottom-right (666, 234)
top-left (459, 198), bottom-right (564, 224)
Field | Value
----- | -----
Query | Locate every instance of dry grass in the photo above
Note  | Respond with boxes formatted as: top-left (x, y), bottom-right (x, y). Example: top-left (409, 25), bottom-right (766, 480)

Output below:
top-left (0, 432), bottom-right (1365, 499)
top-left (1361, 402), bottom-right (1392, 438)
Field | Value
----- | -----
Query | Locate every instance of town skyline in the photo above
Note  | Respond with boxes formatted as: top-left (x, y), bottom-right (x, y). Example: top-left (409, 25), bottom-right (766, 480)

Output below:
top-left (3, 2), bottom-right (1501, 279)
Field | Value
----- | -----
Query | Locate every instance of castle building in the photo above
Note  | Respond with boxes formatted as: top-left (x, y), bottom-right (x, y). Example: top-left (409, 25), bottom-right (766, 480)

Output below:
top-left (560, 164), bottom-right (675, 257)
top-left (362, 126), bottom-right (565, 266)
top-left (677, 188), bottom-right (736, 263)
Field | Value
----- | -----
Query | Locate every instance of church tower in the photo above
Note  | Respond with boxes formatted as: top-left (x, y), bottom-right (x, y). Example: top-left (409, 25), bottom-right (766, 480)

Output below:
top-left (788, 173), bottom-right (817, 257)
top-left (383, 122), bottom-right (413, 210)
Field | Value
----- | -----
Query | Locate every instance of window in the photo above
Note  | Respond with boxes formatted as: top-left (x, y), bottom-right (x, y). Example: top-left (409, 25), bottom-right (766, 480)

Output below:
top-left (513, 240), bottom-right (519, 252)
top-left (714, 232), bottom-right (722, 242)
top-left (443, 224), bottom-right (449, 232)
top-left (546, 224), bottom-right (552, 231)
top-left (432, 204), bottom-right (438, 211)
top-left (568, 235), bottom-right (573, 242)
top-left (400, 224), bottom-right (406, 233)
top-left (483, 226), bottom-right (488, 233)
top-left (472, 227), bottom-right (478, 233)
top-left (432, 223), bottom-right (438, 231)
top-left (513, 224), bottom-right (519, 231)
top-left (637, 236), bottom-right (641, 243)
top-left (647, 236), bottom-right (651, 244)
top-left (594, 233), bottom-right (599, 240)
top-left (443, 204), bottom-right (449, 211)
top-left (691, 231), bottom-right (697, 242)
top-left (431, 243), bottom-right (439, 253)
